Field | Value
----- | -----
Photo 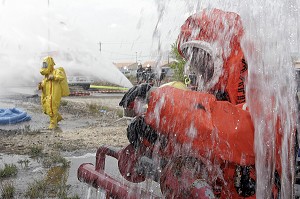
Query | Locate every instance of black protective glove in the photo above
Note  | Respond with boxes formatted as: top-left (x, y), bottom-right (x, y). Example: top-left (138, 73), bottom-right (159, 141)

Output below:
top-left (127, 116), bottom-right (158, 148)
top-left (119, 83), bottom-right (152, 108)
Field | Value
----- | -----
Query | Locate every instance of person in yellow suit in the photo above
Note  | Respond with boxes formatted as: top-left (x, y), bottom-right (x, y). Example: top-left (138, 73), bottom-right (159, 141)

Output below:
top-left (38, 56), bottom-right (69, 129)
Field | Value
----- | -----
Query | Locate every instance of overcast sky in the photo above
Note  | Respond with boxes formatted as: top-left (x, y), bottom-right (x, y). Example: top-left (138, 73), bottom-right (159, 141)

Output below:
top-left (0, 0), bottom-right (192, 63)
top-left (0, 0), bottom-right (298, 88)
top-left (0, 0), bottom-right (242, 64)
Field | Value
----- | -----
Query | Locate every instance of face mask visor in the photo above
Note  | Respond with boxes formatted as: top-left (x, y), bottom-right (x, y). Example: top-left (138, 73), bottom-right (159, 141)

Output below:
top-left (183, 47), bottom-right (214, 84)
top-left (42, 62), bottom-right (48, 69)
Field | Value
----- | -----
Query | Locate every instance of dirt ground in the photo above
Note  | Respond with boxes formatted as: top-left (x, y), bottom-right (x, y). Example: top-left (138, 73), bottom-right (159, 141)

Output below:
top-left (0, 93), bottom-right (131, 155)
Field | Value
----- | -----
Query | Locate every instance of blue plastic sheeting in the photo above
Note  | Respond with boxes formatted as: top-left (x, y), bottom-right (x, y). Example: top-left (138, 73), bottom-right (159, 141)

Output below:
top-left (0, 108), bottom-right (31, 125)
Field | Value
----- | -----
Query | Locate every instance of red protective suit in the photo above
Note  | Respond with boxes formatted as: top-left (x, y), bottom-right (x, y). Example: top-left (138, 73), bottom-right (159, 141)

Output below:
top-left (177, 8), bottom-right (247, 105)
top-left (144, 8), bottom-right (282, 198)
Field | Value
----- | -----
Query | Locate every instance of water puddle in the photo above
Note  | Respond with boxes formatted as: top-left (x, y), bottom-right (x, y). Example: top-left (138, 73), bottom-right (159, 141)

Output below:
top-left (0, 152), bottom-right (162, 198)
top-left (65, 152), bottom-right (162, 198)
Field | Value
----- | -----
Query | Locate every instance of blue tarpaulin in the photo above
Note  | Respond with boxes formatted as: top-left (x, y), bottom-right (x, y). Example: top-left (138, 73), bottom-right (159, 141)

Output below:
top-left (0, 108), bottom-right (31, 125)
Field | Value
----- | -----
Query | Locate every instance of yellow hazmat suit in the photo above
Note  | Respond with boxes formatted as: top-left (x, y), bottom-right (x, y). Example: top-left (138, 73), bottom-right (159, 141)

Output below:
top-left (39, 56), bottom-right (68, 129)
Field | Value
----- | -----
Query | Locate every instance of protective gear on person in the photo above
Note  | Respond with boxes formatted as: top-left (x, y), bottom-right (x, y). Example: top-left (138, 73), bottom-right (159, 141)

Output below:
top-left (177, 8), bottom-right (247, 104)
top-left (184, 73), bottom-right (198, 90)
top-left (119, 83), bottom-right (152, 108)
top-left (42, 62), bottom-right (48, 68)
top-left (117, 8), bottom-right (285, 199)
top-left (48, 74), bottom-right (54, 80)
top-left (143, 9), bottom-right (285, 198)
top-left (183, 47), bottom-right (214, 84)
top-left (145, 85), bottom-right (260, 198)
top-left (40, 56), bottom-right (55, 76)
top-left (145, 64), bottom-right (152, 72)
top-left (119, 81), bottom-right (188, 109)
top-left (145, 86), bottom-right (255, 165)
top-left (127, 116), bottom-right (158, 148)
top-left (39, 56), bottom-right (68, 129)
top-left (38, 82), bottom-right (43, 90)
top-left (234, 165), bottom-right (256, 197)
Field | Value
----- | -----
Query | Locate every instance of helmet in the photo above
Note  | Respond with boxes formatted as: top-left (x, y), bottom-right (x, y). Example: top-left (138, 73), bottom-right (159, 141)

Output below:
top-left (137, 63), bottom-right (142, 69)
top-left (177, 8), bottom-right (244, 92)
top-left (146, 64), bottom-right (152, 71)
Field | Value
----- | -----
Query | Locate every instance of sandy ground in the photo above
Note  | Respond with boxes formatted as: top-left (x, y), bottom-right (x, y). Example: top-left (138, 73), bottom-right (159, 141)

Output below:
top-left (0, 93), bottom-right (131, 155)
top-left (0, 92), bottom-right (147, 198)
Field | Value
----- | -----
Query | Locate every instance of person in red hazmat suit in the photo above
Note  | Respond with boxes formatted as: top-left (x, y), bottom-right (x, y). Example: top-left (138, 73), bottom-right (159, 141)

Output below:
top-left (38, 56), bottom-right (70, 130)
top-left (119, 8), bottom-right (287, 198)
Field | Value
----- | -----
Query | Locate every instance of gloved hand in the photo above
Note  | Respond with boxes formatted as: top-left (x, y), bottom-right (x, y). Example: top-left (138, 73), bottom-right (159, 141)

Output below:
top-left (38, 82), bottom-right (43, 90)
top-left (127, 116), bottom-right (158, 148)
top-left (119, 83), bottom-right (152, 108)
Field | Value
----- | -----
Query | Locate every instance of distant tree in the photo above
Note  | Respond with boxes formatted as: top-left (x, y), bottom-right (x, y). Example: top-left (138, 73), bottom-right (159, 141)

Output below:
top-left (169, 42), bottom-right (186, 82)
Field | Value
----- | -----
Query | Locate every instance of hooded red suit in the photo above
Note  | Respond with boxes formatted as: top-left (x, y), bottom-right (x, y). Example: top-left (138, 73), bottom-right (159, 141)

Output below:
top-left (144, 8), bottom-right (282, 198)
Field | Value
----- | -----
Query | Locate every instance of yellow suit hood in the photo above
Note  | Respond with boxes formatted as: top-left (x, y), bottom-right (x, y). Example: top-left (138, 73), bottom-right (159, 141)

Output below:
top-left (40, 56), bottom-right (55, 75)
